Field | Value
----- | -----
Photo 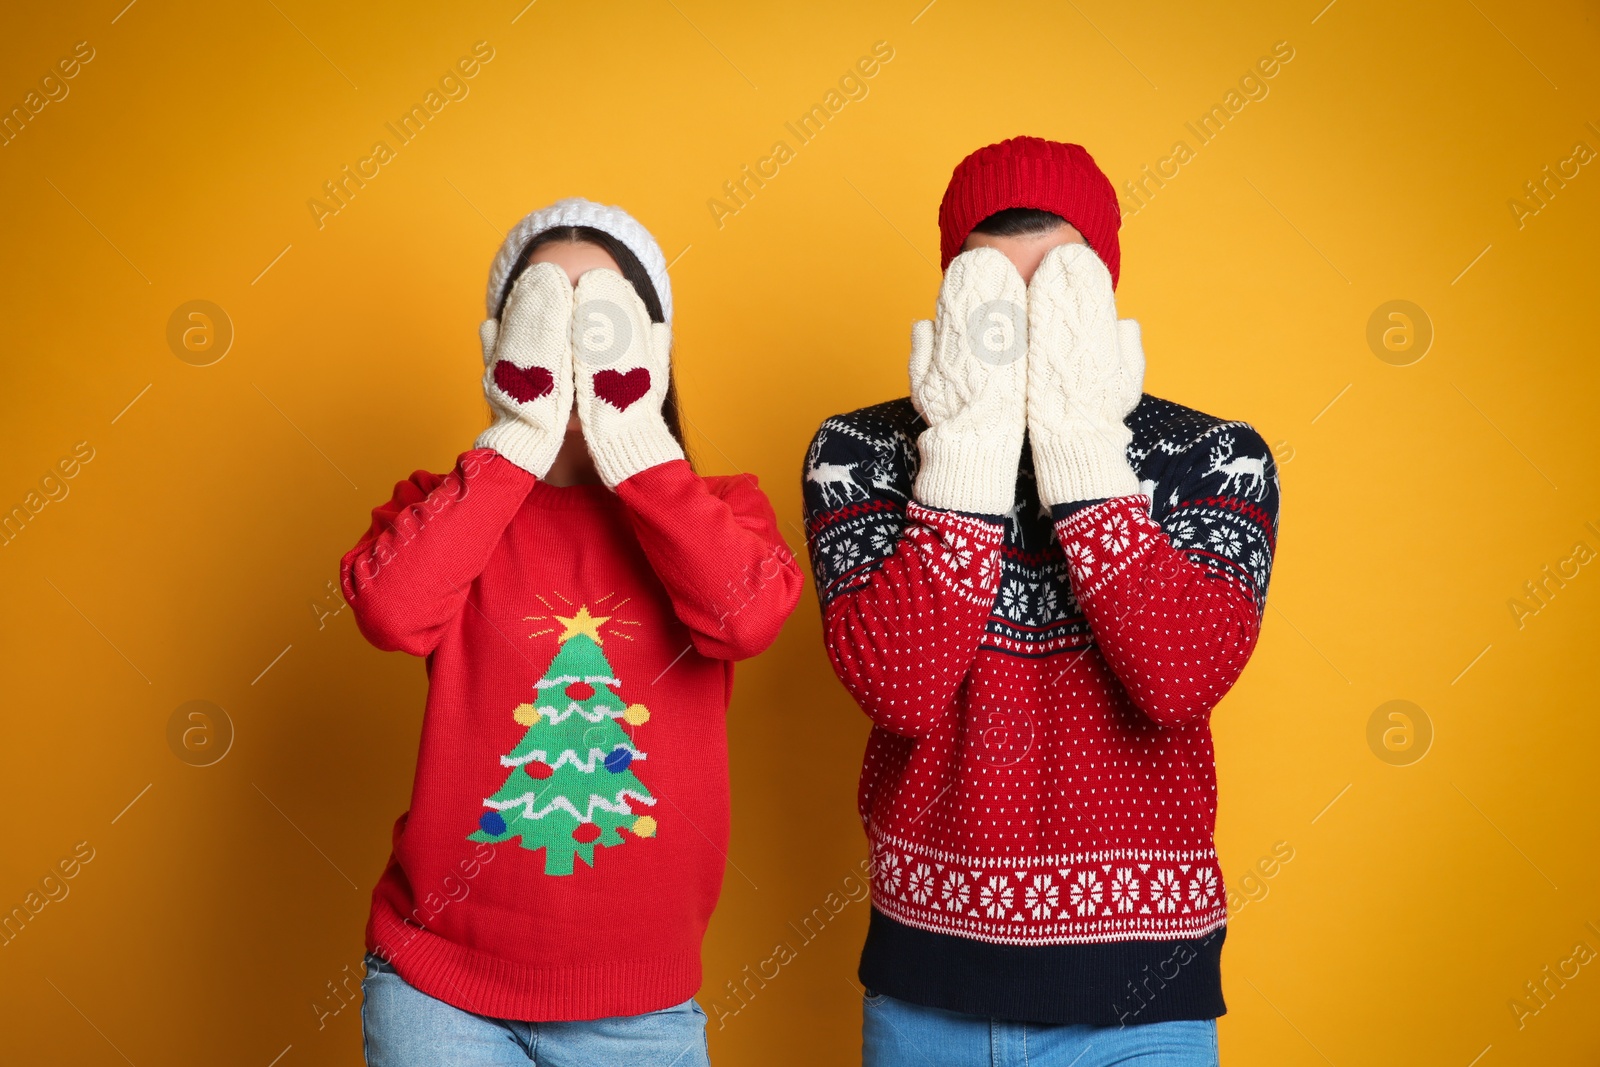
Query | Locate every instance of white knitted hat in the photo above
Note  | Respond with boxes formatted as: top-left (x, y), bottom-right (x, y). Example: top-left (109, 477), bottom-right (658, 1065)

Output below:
top-left (486, 197), bottom-right (673, 325)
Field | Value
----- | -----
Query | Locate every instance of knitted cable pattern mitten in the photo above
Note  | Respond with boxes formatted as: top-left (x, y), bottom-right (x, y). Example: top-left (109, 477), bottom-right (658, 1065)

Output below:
top-left (476, 261), bottom-right (577, 479)
top-left (1026, 242), bottom-right (1144, 506)
top-left (571, 268), bottom-right (685, 488)
top-left (909, 246), bottom-right (1029, 515)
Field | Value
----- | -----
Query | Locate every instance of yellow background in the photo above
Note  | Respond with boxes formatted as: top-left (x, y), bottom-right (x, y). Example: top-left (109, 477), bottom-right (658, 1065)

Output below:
top-left (2, 1), bottom-right (1597, 1063)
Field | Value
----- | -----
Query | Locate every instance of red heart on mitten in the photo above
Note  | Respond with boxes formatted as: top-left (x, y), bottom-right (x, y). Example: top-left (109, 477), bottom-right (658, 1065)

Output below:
top-left (493, 361), bottom-right (554, 403)
top-left (593, 368), bottom-right (651, 411)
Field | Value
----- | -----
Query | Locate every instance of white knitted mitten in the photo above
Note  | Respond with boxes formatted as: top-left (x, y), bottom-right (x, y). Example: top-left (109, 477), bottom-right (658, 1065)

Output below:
top-left (476, 261), bottom-right (576, 479)
top-left (572, 268), bottom-right (685, 488)
top-left (1026, 242), bottom-right (1143, 506)
top-left (909, 246), bottom-right (1029, 515)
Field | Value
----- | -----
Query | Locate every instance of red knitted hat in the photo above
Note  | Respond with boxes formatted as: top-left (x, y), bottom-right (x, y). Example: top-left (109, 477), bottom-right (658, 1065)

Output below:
top-left (937, 136), bottom-right (1122, 287)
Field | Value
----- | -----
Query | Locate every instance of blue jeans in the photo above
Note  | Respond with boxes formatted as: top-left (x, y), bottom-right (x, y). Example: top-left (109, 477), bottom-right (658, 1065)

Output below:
top-left (863, 990), bottom-right (1219, 1067)
top-left (360, 952), bottom-right (711, 1066)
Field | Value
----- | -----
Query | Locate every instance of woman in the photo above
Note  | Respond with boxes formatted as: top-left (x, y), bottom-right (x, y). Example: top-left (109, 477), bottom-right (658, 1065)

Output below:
top-left (343, 198), bottom-right (801, 1065)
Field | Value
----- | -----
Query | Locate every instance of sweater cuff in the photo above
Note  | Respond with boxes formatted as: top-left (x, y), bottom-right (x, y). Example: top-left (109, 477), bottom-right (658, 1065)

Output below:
top-left (1049, 497), bottom-right (1112, 522)
top-left (905, 499), bottom-right (1009, 530)
top-left (903, 501), bottom-right (1005, 606)
top-left (613, 456), bottom-right (698, 499)
top-left (462, 446), bottom-right (539, 487)
top-left (1052, 496), bottom-right (1162, 602)
top-left (920, 501), bottom-right (1011, 525)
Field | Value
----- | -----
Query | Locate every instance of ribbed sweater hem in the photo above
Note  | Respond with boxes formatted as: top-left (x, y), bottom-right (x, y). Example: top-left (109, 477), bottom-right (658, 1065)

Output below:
top-left (367, 896), bottom-right (702, 1022)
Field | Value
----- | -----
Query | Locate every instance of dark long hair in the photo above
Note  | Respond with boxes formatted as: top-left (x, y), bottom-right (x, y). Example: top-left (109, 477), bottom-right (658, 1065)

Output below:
top-left (495, 226), bottom-right (690, 462)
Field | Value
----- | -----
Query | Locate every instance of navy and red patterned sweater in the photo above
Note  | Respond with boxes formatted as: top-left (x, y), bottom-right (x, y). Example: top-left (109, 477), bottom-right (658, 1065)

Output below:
top-left (801, 394), bottom-right (1280, 1025)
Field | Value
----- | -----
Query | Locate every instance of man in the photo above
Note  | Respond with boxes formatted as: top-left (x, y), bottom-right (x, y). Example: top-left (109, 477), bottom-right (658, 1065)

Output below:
top-left (801, 136), bottom-right (1280, 1065)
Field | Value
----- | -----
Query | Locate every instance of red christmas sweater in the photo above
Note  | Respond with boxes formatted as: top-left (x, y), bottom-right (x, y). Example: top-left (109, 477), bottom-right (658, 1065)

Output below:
top-left (802, 396), bottom-right (1280, 1024)
top-left (341, 449), bottom-right (801, 1022)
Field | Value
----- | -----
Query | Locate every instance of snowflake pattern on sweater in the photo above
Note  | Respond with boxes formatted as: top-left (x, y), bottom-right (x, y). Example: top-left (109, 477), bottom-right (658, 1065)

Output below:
top-left (803, 395), bottom-right (1279, 946)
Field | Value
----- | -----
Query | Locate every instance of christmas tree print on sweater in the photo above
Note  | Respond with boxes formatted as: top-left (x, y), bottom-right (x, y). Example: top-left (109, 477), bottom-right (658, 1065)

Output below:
top-left (467, 604), bottom-right (659, 876)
